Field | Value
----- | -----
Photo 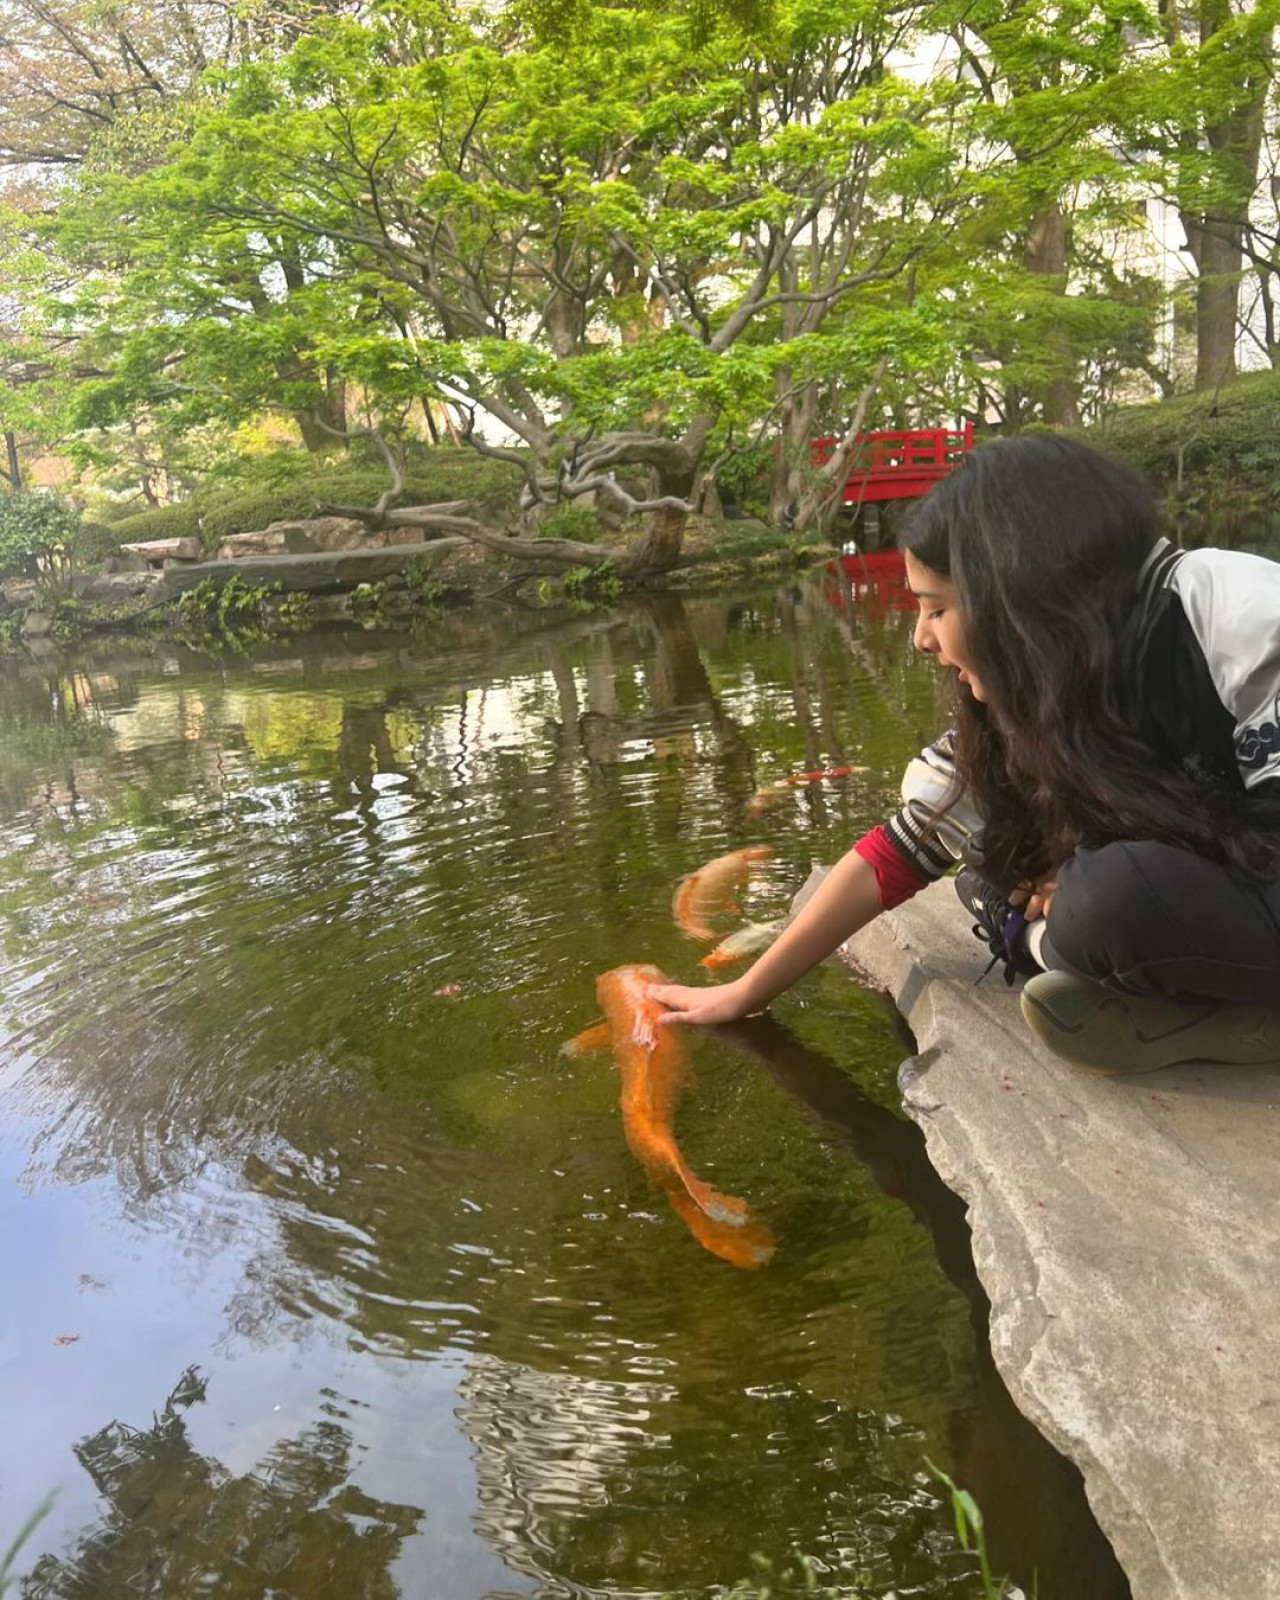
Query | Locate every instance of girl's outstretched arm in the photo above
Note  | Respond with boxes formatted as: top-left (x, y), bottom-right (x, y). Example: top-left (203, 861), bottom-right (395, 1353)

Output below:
top-left (652, 848), bottom-right (884, 1026)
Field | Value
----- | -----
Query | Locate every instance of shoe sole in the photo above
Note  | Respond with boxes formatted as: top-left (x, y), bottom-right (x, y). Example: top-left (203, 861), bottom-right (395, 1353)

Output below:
top-left (1020, 971), bottom-right (1280, 1074)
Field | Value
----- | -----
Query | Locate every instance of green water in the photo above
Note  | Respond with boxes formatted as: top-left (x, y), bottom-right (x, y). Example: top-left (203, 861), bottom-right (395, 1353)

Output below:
top-left (0, 581), bottom-right (1127, 1598)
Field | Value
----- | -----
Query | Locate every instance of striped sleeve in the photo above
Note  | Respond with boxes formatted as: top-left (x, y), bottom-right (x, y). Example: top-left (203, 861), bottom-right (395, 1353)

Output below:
top-left (883, 729), bottom-right (984, 882)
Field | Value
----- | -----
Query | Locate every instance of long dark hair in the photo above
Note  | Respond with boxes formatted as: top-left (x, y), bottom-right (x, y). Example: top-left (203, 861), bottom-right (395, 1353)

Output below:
top-left (900, 434), bottom-right (1280, 883)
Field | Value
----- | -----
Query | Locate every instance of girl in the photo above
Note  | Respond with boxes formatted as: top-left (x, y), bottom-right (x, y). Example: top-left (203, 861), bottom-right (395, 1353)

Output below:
top-left (653, 435), bottom-right (1280, 1074)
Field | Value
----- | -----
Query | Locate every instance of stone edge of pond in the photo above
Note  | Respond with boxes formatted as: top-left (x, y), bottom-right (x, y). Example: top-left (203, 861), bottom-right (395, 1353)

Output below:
top-left (796, 867), bottom-right (1280, 1600)
top-left (4, 536), bottom-right (829, 648)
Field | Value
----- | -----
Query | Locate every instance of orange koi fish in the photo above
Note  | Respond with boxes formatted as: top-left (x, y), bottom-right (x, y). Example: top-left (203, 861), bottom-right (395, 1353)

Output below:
top-left (700, 917), bottom-right (787, 970)
top-left (745, 765), bottom-right (869, 817)
top-left (671, 845), bottom-right (774, 942)
top-left (565, 964), bottom-right (774, 1269)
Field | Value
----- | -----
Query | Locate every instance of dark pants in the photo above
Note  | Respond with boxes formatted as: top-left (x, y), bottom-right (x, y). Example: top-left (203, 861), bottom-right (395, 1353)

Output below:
top-left (1043, 841), bottom-right (1280, 1005)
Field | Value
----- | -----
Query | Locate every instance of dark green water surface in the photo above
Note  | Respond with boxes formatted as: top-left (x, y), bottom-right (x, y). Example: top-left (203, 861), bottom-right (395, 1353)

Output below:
top-left (0, 578), bottom-right (1128, 1598)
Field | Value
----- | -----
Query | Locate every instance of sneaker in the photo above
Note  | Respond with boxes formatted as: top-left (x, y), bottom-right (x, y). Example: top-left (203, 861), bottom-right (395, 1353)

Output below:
top-left (954, 867), bottom-right (1041, 986)
top-left (1021, 970), bottom-right (1280, 1073)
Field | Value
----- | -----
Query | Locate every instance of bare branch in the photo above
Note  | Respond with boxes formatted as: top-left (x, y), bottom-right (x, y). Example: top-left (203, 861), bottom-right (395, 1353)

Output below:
top-left (800, 354), bottom-right (891, 530)
top-left (310, 417), bottom-right (407, 523)
top-left (559, 473), bottom-right (692, 516)
top-left (454, 403), bottom-right (542, 502)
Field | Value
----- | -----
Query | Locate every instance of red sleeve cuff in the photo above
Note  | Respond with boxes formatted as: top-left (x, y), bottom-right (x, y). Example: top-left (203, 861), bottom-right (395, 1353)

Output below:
top-left (854, 825), bottom-right (930, 910)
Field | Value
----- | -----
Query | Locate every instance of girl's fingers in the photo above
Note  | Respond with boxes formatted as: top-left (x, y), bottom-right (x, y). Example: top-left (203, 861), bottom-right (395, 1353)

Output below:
top-left (1014, 876), bottom-right (1058, 920)
top-left (651, 986), bottom-right (695, 1022)
top-left (651, 984), bottom-right (737, 1027)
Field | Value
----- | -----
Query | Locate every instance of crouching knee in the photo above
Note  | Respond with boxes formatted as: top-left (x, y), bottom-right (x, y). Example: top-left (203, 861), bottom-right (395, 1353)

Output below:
top-left (1046, 841), bottom-right (1167, 982)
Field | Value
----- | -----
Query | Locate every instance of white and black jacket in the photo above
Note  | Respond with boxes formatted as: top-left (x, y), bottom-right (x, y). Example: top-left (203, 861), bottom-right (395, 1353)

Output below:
top-left (884, 537), bottom-right (1280, 884)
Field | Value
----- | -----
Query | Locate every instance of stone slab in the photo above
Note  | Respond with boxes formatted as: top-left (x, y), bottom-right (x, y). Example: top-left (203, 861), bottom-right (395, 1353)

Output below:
top-left (812, 870), bottom-right (1280, 1600)
top-left (258, 516), bottom-right (375, 554)
top-left (158, 540), bottom-right (471, 596)
top-left (119, 537), bottom-right (203, 563)
top-left (215, 527), bottom-right (313, 560)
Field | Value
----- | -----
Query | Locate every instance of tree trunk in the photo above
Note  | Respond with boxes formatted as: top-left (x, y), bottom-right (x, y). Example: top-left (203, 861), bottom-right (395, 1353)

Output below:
top-left (1024, 201), bottom-right (1080, 427)
top-left (2, 431), bottom-right (20, 490)
top-left (321, 366), bottom-right (347, 435)
top-left (631, 460), bottom-right (696, 571)
top-left (544, 288), bottom-right (582, 360)
top-left (769, 380), bottom-right (819, 526)
top-left (631, 501), bottom-right (689, 572)
top-left (294, 409), bottom-right (330, 452)
top-left (1193, 223), bottom-right (1242, 392)
top-left (1183, 0), bottom-right (1269, 393)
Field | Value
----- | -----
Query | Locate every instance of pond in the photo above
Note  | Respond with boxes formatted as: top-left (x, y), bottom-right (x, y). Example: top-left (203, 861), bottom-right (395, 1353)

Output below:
top-left (0, 570), bottom-right (1129, 1599)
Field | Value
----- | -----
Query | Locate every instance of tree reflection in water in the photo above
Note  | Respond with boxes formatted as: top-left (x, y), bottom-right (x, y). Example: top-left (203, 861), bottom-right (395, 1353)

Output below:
top-left (22, 1368), bottom-right (421, 1599)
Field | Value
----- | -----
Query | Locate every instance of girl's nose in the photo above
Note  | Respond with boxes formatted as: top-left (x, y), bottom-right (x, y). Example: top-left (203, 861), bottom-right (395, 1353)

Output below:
top-left (912, 613), bottom-right (934, 654)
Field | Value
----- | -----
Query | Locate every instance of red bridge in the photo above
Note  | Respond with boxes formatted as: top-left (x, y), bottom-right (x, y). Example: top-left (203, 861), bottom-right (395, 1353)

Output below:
top-left (811, 423), bottom-right (974, 506)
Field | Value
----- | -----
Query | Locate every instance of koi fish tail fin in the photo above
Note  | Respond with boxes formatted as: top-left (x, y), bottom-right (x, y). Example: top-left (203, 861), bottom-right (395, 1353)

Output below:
top-left (666, 1188), bottom-right (776, 1269)
top-left (701, 919), bottom-right (787, 970)
top-left (663, 1152), bottom-right (750, 1226)
top-left (632, 1131), bottom-right (749, 1227)
top-left (684, 1177), bottom-right (750, 1226)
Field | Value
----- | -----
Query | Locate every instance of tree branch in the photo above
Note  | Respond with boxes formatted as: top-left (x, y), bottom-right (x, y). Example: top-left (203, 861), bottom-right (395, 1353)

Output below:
top-left (381, 507), bottom-right (623, 568)
top-left (310, 418), bottom-right (406, 523)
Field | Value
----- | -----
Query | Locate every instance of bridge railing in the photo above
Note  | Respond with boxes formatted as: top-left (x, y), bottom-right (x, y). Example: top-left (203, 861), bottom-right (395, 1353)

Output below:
top-left (810, 423), bottom-right (974, 505)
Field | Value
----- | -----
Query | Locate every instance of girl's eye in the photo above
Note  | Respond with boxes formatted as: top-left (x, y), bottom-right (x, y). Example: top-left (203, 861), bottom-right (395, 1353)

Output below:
top-left (928, 609), bottom-right (946, 622)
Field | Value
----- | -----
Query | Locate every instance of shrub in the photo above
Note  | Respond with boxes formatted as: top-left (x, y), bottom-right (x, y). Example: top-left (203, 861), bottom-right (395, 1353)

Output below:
top-left (0, 491), bottom-right (82, 591)
top-left (536, 501), bottom-right (602, 542)
top-left (561, 562), bottom-right (624, 604)
top-left (109, 505), bottom-right (204, 543)
top-left (69, 521), bottom-right (123, 569)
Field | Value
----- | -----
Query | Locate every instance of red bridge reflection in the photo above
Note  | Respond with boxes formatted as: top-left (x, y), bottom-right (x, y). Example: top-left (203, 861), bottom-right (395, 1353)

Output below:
top-left (823, 549), bottom-right (914, 619)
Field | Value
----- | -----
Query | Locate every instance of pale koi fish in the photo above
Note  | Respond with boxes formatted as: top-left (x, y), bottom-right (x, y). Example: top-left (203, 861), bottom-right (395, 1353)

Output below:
top-left (700, 917), bottom-right (787, 971)
top-left (671, 845), bottom-right (774, 942)
top-left (564, 964), bottom-right (774, 1270)
top-left (745, 764), bottom-right (870, 816)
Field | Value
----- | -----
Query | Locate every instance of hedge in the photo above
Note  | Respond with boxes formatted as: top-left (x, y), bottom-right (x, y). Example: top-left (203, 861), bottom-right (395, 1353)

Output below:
top-left (1088, 369), bottom-right (1280, 495)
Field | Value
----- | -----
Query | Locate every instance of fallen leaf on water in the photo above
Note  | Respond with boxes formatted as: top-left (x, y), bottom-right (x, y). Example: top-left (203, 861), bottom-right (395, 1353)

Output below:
top-left (433, 983), bottom-right (463, 999)
top-left (54, 1333), bottom-right (81, 1346)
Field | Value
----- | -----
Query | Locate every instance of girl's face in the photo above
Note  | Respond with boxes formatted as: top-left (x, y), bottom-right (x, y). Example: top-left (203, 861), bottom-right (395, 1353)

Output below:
top-left (904, 551), bottom-right (986, 701)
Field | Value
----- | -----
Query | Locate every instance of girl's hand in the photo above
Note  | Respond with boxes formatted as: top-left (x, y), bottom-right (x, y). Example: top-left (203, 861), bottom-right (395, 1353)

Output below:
top-left (1009, 878), bottom-right (1058, 921)
top-left (651, 978), bottom-right (755, 1027)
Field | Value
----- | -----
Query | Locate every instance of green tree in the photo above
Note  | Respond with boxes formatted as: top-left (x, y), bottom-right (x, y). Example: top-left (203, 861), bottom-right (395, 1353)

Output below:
top-left (0, 0), bottom-right (352, 173)
top-left (44, 0), bottom-right (974, 566)
top-left (927, 0), bottom-right (1170, 426)
top-left (1112, 0), bottom-right (1277, 391)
